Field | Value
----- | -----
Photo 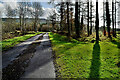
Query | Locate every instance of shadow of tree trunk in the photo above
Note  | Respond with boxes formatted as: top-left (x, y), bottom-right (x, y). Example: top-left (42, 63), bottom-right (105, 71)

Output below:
top-left (89, 42), bottom-right (100, 79)
top-left (111, 40), bottom-right (120, 71)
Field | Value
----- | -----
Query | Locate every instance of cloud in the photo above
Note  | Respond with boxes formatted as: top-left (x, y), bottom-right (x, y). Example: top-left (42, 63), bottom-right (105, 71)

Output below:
top-left (0, 0), bottom-right (51, 2)
top-left (1, 0), bottom-right (18, 9)
top-left (0, 1), bottom-right (18, 17)
top-left (24, 6), bottom-right (57, 19)
top-left (4, 2), bottom-right (18, 9)
top-left (41, 7), bottom-right (58, 19)
top-left (0, 3), bottom-right (5, 18)
top-left (0, 1), bottom-right (57, 19)
top-left (0, 0), bottom-right (17, 2)
top-left (0, 3), bottom-right (4, 11)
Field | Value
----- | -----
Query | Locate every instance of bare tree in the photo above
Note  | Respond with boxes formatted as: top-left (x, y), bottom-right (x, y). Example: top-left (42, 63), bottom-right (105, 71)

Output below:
top-left (31, 2), bottom-right (43, 32)
top-left (17, 2), bottom-right (26, 32)
top-left (48, 10), bottom-right (56, 30)
top-left (5, 4), bottom-right (16, 33)
top-left (5, 5), bottom-right (16, 18)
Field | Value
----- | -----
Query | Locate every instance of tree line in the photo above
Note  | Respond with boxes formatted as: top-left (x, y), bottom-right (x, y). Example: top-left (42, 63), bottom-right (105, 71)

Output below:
top-left (3, 2), bottom-right (44, 33)
top-left (2, 0), bottom-right (120, 41)
top-left (50, 0), bottom-right (119, 41)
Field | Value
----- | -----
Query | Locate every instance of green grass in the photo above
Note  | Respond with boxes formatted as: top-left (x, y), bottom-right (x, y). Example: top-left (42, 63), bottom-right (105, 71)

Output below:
top-left (116, 31), bottom-right (120, 34)
top-left (49, 32), bottom-right (120, 78)
top-left (1, 32), bottom-right (43, 51)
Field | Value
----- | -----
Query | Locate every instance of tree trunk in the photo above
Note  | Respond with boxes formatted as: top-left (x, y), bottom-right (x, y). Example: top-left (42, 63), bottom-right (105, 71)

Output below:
top-left (70, 7), bottom-right (73, 32)
top-left (67, 2), bottom-right (70, 37)
top-left (106, 0), bottom-right (111, 38)
top-left (96, 0), bottom-right (99, 41)
top-left (52, 20), bottom-right (55, 30)
top-left (112, 0), bottom-right (115, 37)
top-left (115, 0), bottom-right (117, 37)
top-left (60, 2), bottom-right (63, 31)
top-left (24, 18), bottom-right (26, 31)
top-left (8, 19), bottom-right (10, 33)
top-left (75, 0), bottom-right (80, 38)
top-left (22, 14), bottom-right (25, 33)
top-left (103, 1), bottom-right (106, 36)
top-left (79, 1), bottom-right (81, 35)
top-left (34, 17), bottom-right (37, 32)
top-left (87, 0), bottom-right (90, 36)
top-left (71, 16), bottom-right (72, 32)
top-left (81, 12), bottom-right (83, 34)
top-left (34, 13), bottom-right (38, 32)
top-left (90, 0), bottom-right (92, 35)
top-left (20, 14), bottom-right (22, 32)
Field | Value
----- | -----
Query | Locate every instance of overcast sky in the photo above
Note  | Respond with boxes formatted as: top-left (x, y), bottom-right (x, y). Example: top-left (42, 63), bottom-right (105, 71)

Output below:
top-left (0, 0), bottom-right (120, 28)
top-left (0, 1), bottom-right (56, 19)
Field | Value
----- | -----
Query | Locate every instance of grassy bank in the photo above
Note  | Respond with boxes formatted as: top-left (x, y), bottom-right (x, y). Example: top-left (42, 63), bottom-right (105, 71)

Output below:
top-left (1, 32), bottom-right (43, 51)
top-left (49, 32), bottom-right (120, 78)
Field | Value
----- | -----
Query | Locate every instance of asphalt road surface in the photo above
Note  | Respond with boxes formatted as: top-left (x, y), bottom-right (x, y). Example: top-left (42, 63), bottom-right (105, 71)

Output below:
top-left (2, 33), bottom-right (44, 69)
top-left (21, 33), bottom-right (56, 78)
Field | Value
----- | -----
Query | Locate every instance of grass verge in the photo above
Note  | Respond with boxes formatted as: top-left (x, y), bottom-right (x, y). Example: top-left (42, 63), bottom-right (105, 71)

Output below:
top-left (1, 32), bottom-right (43, 51)
top-left (49, 32), bottom-right (120, 78)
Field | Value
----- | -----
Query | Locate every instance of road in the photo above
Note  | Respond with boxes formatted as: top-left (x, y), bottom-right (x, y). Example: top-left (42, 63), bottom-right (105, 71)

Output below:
top-left (2, 33), bottom-right (56, 79)
top-left (21, 33), bottom-right (56, 78)
top-left (2, 33), bottom-right (44, 69)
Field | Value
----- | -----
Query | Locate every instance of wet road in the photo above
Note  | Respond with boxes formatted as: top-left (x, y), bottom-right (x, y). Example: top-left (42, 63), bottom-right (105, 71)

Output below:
top-left (21, 33), bottom-right (56, 78)
top-left (2, 33), bottom-right (44, 68)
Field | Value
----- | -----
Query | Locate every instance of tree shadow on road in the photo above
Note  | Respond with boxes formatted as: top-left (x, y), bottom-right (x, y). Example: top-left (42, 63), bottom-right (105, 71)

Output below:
top-left (89, 42), bottom-right (101, 79)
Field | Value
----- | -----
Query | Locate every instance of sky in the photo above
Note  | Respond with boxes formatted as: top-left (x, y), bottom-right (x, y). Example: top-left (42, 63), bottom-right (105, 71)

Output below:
top-left (0, 0), bottom-right (120, 28)
top-left (0, 1), bottom-right (56, 19)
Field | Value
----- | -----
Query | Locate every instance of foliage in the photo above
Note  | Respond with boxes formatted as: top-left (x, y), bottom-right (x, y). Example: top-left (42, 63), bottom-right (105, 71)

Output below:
top-left (2, 21), bottom-right (19, 34)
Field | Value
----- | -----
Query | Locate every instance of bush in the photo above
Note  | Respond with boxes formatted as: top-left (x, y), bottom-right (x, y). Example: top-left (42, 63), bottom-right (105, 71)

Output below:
top-left (41, 24), bottom-right (52, 32)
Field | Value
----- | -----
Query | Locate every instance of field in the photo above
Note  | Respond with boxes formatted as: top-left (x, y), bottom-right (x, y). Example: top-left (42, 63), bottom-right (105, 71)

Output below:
top-left (49, 32), bottom-right (120, 78)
